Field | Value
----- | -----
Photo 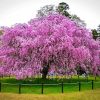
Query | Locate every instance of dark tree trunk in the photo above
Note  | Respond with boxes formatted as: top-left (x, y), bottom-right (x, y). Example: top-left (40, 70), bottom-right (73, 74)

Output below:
top-left (42, 64), bottom-right (50, 79)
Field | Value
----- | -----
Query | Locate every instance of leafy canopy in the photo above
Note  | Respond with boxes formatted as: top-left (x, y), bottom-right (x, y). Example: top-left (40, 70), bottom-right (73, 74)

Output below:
top-left (0, 14), bottom-right (100, 79)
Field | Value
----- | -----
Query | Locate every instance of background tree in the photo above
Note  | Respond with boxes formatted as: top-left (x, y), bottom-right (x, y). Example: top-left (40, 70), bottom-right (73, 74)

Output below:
top-left (36, 2), bottom-right (86, 28)
top-left (92, 29), bottom-right (98, 39)
top-left (0, 29), bottom-right (3, 46)
top-left (91, 25), bottom-right (100, 40)
top-left (36, 2), bottom-right (71, 18)
top-left (36, 5), bottom-right (56, 18)
top-left (71, 14), bottom-right (86, 27)
top-left (0, 30), bottom-right (3, 35)
top-left (57, 2), bottom-right (71, 18)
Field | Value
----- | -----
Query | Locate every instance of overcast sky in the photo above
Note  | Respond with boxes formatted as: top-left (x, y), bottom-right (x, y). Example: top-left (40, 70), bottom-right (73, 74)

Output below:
top-left (0, 0), bottom-right (100, 29)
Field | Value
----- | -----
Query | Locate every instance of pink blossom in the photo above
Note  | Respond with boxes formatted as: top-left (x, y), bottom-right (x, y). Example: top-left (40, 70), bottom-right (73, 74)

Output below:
top-left (0, 14), bottom-right (100, 79)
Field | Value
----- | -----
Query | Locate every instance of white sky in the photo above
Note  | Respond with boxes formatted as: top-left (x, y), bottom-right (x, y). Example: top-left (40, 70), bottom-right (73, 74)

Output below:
top-left (0, 0), bottom-right (100, 29)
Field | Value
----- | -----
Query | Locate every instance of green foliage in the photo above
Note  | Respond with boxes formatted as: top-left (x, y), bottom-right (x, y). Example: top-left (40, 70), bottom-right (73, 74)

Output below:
top-left (0, 30), bottom-right (3, 35)
top-left (92, 29), bottom-right (100, 39)
top-left (57, 2), bottom-right (71, 18)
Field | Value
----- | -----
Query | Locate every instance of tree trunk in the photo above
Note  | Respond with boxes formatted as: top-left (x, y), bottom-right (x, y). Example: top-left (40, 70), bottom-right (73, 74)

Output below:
top-left (42, 64), bottom-right (49, 79)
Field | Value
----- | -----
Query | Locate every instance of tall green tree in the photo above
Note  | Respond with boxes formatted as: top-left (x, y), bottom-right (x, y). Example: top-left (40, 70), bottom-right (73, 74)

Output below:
top-left (57, 2), bottom-right (71, 18)
top-left (92, 29), bottom-right (98, 39)
top-left (92, 25), bottom-right (100, 40)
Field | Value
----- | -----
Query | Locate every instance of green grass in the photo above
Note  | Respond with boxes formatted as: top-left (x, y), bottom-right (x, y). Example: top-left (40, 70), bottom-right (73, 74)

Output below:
top-left (0, 76), bottom-right (100, 94)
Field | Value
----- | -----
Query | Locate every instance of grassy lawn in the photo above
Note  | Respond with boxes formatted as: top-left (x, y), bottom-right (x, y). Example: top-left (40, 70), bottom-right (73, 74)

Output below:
top-left (0, 89), bottom-right (100, 100)
top-left (0, 76), bottom-right (100, 94)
